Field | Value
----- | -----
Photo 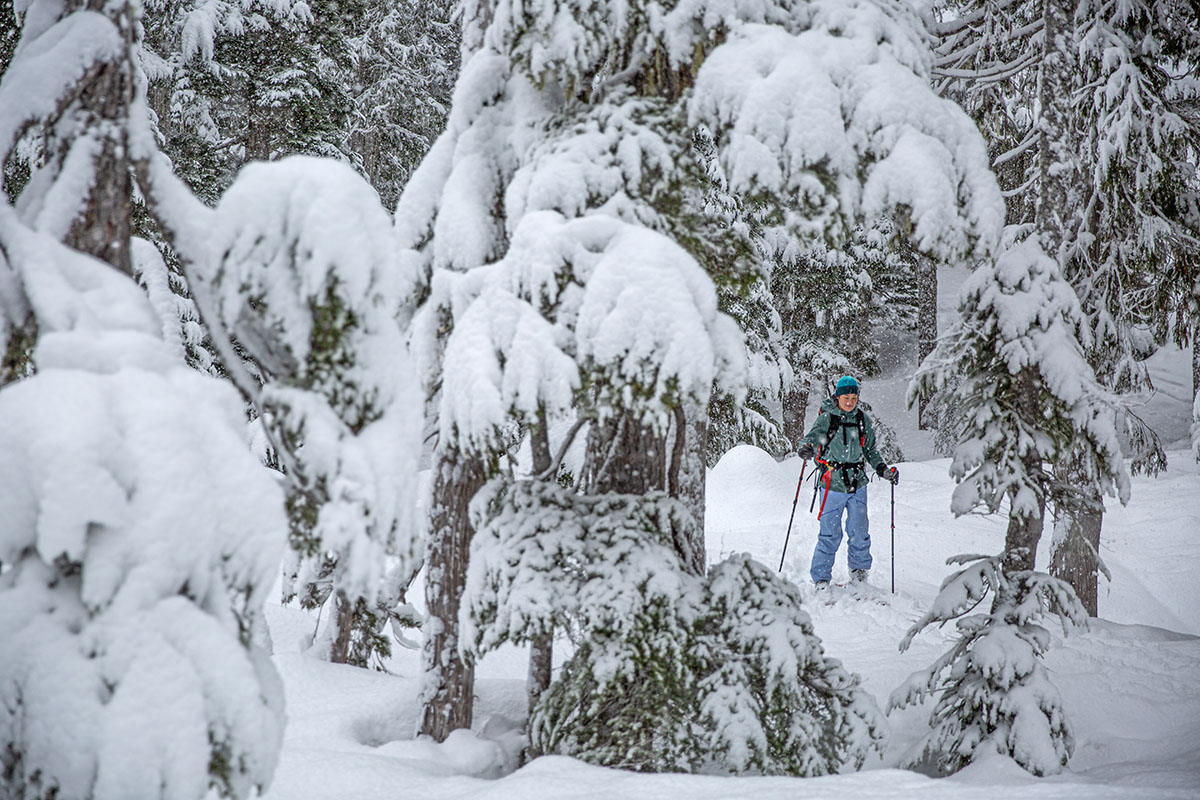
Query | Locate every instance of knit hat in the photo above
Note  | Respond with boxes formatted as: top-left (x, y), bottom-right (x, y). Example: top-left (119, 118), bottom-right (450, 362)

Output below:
top-left (834, 375), bottom-right (859, 397)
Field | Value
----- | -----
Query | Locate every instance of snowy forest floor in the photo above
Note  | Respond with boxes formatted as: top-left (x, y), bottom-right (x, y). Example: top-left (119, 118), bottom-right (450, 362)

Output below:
top-left (260, 445), bottom-right (1200, 800)
top-left (259, 268), bottom-right (1199, 799)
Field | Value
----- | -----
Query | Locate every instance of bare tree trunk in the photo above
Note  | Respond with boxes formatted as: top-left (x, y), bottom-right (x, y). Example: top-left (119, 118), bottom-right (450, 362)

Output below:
top-left (1003, 368), bottom-right (1048, 575)
top-left (419, 446), bottom-right (487, 741)
top-left (582, 412), bottom-right (667, 496)
top-left (676, 402), bottom-right (709, 576)
top-left (582, 409), bottom-right (703, 572)
top-left (782, 384), bottom-right (810, 448)
top-left (525, 631), bottom-right (552, 750)
top-left (62, 2), bottom-right (134, 275)
top-left (329, 591), bottom-right (355, 664)
top-left (245, 89), bottom-right (273, 163)
top-left (917, 256), bottom-right (937, 429)
top-left (1050, 491), bottom-right (1103, 616)
top-left (1193, 323), bottom-right (1199, 401)
top-left (525, 410), bottom-right (554, 726)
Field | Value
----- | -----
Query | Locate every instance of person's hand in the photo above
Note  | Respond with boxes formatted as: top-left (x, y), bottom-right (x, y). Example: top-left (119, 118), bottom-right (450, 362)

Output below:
top-left (797, 442), bottom-right (815, 460)
top-left (876, 463), bottom-right (899, 485)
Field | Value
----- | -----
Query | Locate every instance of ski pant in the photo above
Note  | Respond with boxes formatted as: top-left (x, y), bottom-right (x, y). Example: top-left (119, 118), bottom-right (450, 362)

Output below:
top-left (810, 484), bottom-right (871, 584)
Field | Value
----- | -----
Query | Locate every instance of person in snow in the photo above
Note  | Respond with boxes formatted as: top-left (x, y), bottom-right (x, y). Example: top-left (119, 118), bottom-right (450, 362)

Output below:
top-left (796, 375), bottom-right (899, 588)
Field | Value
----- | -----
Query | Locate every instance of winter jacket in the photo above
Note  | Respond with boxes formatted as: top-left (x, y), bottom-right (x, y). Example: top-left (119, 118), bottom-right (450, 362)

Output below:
top-left (799, 397), bottom-right (886, 493)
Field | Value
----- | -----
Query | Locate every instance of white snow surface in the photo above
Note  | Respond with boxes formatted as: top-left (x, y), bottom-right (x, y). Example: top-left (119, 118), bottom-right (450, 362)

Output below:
top-left (262, 437), bottom-right (1200, 798)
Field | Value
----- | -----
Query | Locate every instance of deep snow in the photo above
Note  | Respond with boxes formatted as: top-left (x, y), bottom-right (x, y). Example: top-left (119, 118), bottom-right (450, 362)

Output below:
top-left (260, 262), bottom-right (1199, 800)
top-left (261, 440), bottom-right (1200, 799)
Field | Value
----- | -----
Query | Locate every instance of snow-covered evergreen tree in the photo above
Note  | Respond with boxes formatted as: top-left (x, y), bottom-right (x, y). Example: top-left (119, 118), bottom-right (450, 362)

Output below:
top-left (141, 0), bottom-right (358, 202)
top-left (209, 156), bottom-right (423, 667)
top-left (465, 481), bottom-right (885, 774)
top-left (889, 554), bottom-right (1086, 776)
top-left (930, 0), bottom-right (1200, 610)
top-left (398, 0), bottom-right (1002, 745)
top-left (0, 2), bottom-right (288, 796)
top-left (906, 237), bottom-right (1130, 775)
top-left (912, 238), bottom-right (1130, 572)
top-left (347, 0), bottom-right (457, 210)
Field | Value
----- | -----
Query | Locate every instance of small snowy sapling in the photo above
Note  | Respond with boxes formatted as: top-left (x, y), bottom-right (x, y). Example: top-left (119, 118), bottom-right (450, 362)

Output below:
top-left (889, 554), bottom-right (1087, 776)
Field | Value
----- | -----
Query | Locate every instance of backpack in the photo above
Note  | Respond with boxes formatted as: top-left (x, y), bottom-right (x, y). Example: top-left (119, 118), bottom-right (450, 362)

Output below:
top-left (823, 407), bottom-right (866, 451)
top-left (816, 407), bottom-right (868, 492)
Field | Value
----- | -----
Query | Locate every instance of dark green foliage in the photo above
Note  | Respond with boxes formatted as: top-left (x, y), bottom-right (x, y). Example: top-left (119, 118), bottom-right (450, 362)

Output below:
top-left (347, 0), bottom-right (457, 209)
top-left (527, 556), bottom-right (886, 775)
top-left (532, 599), bottom-right (700, 771)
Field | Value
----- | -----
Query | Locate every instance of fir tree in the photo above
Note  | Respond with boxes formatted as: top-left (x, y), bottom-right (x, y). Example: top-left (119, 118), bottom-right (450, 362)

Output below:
top-left (208, 156), bottom-right (423, 668)
top-left (0, 1), bottom-right (288, 796)
top-left (930, 0), bottom-right (1200, 611)
top-left (399, 0), bottom-right (1003, 751)
top-left (889, 554), bottom-right (1086, 776)
top-left (142, 0), bottom-right (360, 202)
top-left (905, 237), bottom-right (1130, 775)
top-left (347, 0), bottom-right (457, 210)
top-left (465, 482), bottom-right (886, 775)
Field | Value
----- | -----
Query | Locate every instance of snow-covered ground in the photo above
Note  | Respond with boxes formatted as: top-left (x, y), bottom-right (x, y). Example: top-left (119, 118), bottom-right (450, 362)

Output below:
top-left (261, 437), bottom-right (1200, 799)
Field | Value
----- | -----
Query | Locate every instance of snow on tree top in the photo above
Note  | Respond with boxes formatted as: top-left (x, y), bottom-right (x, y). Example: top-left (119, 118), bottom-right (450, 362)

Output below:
top-left (690, 4), bottom-right (1004, 260)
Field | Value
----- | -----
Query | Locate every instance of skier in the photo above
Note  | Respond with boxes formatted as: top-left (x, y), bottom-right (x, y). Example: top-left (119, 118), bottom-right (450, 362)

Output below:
top-left (796, 375), bottom-right (899, 589)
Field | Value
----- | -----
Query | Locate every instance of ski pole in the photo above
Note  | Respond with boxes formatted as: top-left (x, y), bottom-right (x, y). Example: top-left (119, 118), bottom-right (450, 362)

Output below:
top-left (890, 480), bottom-right (896, 594)
top-left (779, 460), bottom-right (809, 572)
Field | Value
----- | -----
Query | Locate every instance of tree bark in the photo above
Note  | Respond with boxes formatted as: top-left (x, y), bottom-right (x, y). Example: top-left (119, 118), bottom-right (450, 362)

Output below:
top-left (419, 446), bottom-right (487, 741)
top-left (582, 412), bottom-right (667, 497)
top-left (917, 256), bottom-right (938, 429)
top-left (1003, 368), bottom-right (1048, 575)
top-left (525, 410), bottom-right (554, 725)
top-left (783, 384), bottom-right (810, 449)
top-left (1050, 490), bottom-right (1103, 616)
top-left (244, 85), bottom-right (273, 163)
top-left (1034, 0), bottom-right (1073, 253)
top-left (582, 409), bottom-right (705, 573)
top-left (329, 590), bottom-right (355, 664)
top-left (676, 403), bottom-right (709, 576)
top-left (525, 631), bottom-right (553, 745)
top-left (62, 2), bottom-right (135, 275)
top-left (1192, 322), bottom-right (1199, 402)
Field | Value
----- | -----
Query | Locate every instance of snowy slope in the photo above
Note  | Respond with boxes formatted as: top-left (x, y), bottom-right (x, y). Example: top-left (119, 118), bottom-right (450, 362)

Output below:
top-left (261, 444), bottom-right (1200, 800)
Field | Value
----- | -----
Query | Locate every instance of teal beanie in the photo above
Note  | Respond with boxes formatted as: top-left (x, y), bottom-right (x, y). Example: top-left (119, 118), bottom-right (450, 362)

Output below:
top-left (834, 375), bottom-right (859, 397)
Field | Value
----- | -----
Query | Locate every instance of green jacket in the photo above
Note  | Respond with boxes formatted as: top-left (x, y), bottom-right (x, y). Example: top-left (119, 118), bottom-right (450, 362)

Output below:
top-left (800, 398), bottom-right (886, 493)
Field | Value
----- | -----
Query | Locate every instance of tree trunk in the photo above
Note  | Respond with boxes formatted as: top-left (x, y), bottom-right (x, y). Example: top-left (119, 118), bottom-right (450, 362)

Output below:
top-left (329, 590), bottom-right (355, 664)
top-left (1002, 496), bottom-right (1045, 574)
top-left (62, 3), bottom-right (134, 275)
top-left (582, 409), bottom-right (704, 572)
top-left (917, 256), bottom-right (938, 429)
top-left (1034, 0), bottom-right (1073, 254)
top-left (1003, 368), bottom-right (1048, 574)
top-left (525, 410), bottom-right (554, 727)
top-left (419, 446), bottom-right (487, 741)
top-left (783, 384), bottom-right (810, 449)
top-left (1192, 322), bottom-right (1199, 402)
top-left (525, 630), bottom-right (552, 749)
top-left (245, 88), bottom-right (273, 163)
top-left (676, 402), bottom-right (709, 576)
top-left (582, 412), bottom-right (666, 496)
top-left (1050, 491), bottom-right (1103, 616)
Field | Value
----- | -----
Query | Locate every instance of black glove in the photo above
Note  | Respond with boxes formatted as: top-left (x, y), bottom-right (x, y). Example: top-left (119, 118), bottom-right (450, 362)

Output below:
top-left (797, 442), bottom-right (815, 460)
top-left (876, 463), bottom-right (899, 485)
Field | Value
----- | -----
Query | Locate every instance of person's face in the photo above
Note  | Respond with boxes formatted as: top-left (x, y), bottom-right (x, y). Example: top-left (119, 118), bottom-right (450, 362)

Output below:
top-left (837, 393), bottom-right (858, 412)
